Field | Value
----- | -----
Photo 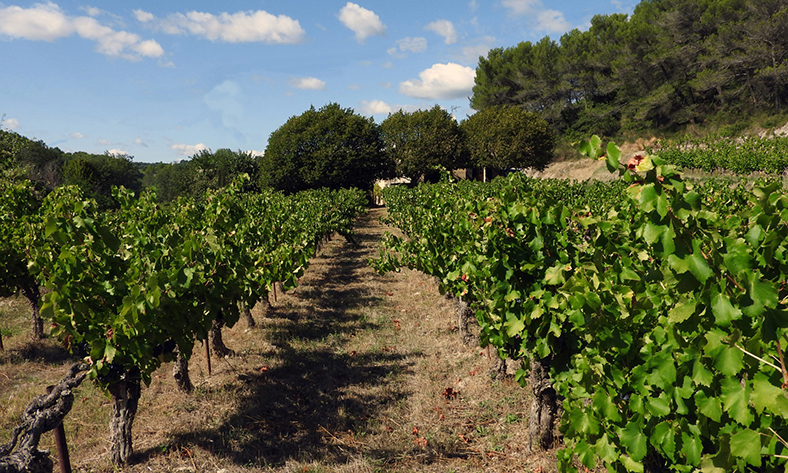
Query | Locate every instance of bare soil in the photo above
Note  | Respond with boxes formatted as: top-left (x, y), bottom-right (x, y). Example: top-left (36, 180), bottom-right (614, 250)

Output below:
top-left (1, 208), bottom-right (556, 473)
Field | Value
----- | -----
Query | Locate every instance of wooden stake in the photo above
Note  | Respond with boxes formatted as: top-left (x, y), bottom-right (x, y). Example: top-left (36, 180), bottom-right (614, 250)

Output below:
top-left (205, 340), bottom-right (211, 376)
top-left (47, 385), bottom-right (72, 473)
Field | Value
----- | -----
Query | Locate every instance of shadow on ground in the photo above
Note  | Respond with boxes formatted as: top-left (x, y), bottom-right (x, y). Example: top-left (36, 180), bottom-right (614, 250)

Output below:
top-left (155, 211), bottom-right (418, 468)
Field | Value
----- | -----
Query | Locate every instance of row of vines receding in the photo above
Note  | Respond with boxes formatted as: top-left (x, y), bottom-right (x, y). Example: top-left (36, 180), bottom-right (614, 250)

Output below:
top-left (373, 136), bottom-right (788, 472)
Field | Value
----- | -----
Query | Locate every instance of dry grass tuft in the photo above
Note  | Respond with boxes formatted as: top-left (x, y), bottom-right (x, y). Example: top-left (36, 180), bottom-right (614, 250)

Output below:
top-left (1, 208), bottom-right (560, 472)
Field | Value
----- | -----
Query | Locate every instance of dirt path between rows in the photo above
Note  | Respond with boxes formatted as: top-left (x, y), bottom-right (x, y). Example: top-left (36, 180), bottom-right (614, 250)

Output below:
top-left (2, 208), bottom-right (556, 473)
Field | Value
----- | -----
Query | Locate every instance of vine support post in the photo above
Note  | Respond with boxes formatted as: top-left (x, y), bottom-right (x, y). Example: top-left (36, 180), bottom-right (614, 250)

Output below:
top-left (205, 339), bottom-right (211, 376)
top-left (46, 385), bottom-right (72, 473)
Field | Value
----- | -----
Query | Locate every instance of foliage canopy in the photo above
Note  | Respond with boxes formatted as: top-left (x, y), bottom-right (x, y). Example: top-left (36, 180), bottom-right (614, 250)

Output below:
top-left (380, 105), bottom-right (467, 183)
top-left (259, 103), bottom-right (393, 193)
top-left (471, 0), bottom-right (788, 137)
top-left (461, 105), bottom-right (555, 171)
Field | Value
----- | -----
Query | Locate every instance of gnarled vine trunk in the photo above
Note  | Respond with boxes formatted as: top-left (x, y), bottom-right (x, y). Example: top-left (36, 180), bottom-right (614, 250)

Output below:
top-left (172, 351), bottom-right (193, 393)
top-left (455, 297), bottom-right (475, 345)
top-left (528, 355), bottom-right (560, 452)
top-left (209, 313), bottom-right (234, 357)
top-left (107, 373), bottom-right (141, 465)
top-left (241, 301), bottom-right (255, 328)
top-left (0, 363), bottom-right (89, 473)
top-left (18, 282), bottom-right (43, 340)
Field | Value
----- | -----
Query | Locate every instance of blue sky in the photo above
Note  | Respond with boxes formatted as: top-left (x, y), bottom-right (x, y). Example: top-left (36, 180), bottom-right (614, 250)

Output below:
top-left (0, 0), bottom-right (635, 163)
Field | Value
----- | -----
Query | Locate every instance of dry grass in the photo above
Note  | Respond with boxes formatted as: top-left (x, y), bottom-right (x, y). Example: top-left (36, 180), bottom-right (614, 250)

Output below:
top-left (1, 209), bottom-right (557, 473)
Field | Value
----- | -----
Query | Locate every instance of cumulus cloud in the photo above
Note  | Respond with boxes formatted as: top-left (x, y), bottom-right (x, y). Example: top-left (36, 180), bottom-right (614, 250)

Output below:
top-left (358, 99), bottom-right (392, 115)
top-left (135, 8), bottom-right (305, 44)
top-left (2, 117), bottom-right (20, 130)
top-left (399, 63), bottom-right (476, 100)
top-left (338, 2), bottom-right (385, 43)
top-left (501, 0), bottom-right (572, 33)
top-left (106, 148), bottom-right (129, 157)
top-left (134, 137), bottom-right (148, 147)
top-left (391, 36), bottom-right (427, 54)
top-left (172, 142), bottom-right (209, 156)
top-left (424, 20), bottom-right (457, 44)
top-left (71, 132), bottom-right (84, 139)
top-left (288, 77), bottom-right (326, 90)
top-left (0, 2), bottom-right (164, 60)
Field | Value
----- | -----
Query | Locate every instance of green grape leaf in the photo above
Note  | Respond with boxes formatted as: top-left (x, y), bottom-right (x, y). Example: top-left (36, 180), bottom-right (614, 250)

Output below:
top-left (711, 292), bottom-right (742, 327)
top-left (682, 431), bottom-right (702, 465)
top-left (694, 389), bottom-right (722, 422)
top-left (751, 374), bottom-right (788, 417)
top-left (650, 421), bottom-right (676, 460)
top-left (596, 433), bottom-right (619, 464)
top-left (721, 376), bottom-right (753, 425)
top-left (669, 299), bottom-right (696, 323)
top-left (619, 454), bottom-right (644, 473)
top-left (606, 142), bottom-right (621, 172)
top-left (728, 429), bottom-right (762, 466)
top-left (618, 422), bottom-right (648, 461)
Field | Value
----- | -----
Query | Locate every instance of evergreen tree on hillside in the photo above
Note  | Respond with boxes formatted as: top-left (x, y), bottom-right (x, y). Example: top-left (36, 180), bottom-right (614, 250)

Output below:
top-left (471, 0), bottom-right (788, 136)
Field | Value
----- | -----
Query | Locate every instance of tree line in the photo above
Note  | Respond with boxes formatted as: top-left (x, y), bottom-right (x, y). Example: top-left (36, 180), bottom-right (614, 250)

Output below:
top-left (2, 103), bottom-right (556, 204)
top-left (471, 0), bottom-right (788, 139)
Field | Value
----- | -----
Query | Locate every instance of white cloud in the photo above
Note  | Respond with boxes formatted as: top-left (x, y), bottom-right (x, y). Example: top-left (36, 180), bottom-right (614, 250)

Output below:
top-left (3, 117), bottom-right (20, 130)
top-left (347, 83), bottom-right (360, 90)
top-left (136, 9), bottom-right (305, 44)
top-left (501, 0), bottom-right (571, 33)
top-left (338, 2), bottom-right (385, 44)
top-left (395, 36), bottom-right (427, 53)
top-left (424, 20), bottom-right (457, 44)
top-left (457, 36), bottom-right (496, 65)
top-left (0, 2), bottom-right (164, 60)
top-left (469, 0), bottom-right (479, 11)
top-left (359, 99), bottom-right (392, 115)
top-left (133, 9), bottom-right (154, 23)
top-left (288, 77), bottom-right (326, 90)
top-left (134, 137), bottom-right (148, 147)
top-left (535, 9), bottom-right (573, 32)
top-left (247, 149), bottom-right (264, 157)
top-left (97, 138), bottom-right (111, 145)
top-left (82, 6), bottom-right (102, 17)
top-left (71, 132), bottom-right (84, 139)
top-left (399, 63), bottom-right (476, 100)
top-left (0, 2), bottom-right (73, 41)
top-left (171, 143), bottom-right (209, 156)
top-left (106, 148), bottom-right (129, 156)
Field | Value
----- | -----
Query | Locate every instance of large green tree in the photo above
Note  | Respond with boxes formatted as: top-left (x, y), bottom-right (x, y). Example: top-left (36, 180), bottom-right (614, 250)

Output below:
top-left (259, 103), bottom-right (393, 193)
top-left (461, 106), bottom-right (555, 176)
top-left (470, 0), bottom-right (788, 136)
top-left (380, 105), bottom-right (467, 183)
top-left (62, 152), bottom-right (142, 209)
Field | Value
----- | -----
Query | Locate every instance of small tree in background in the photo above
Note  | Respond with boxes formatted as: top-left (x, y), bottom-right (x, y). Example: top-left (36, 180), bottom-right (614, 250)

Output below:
top-left (259, 103), bottom-right (393, 193)
top-left (461, 105), bottom-right (556, 180)
top-left (380, 105), bottom-right (468, 183)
